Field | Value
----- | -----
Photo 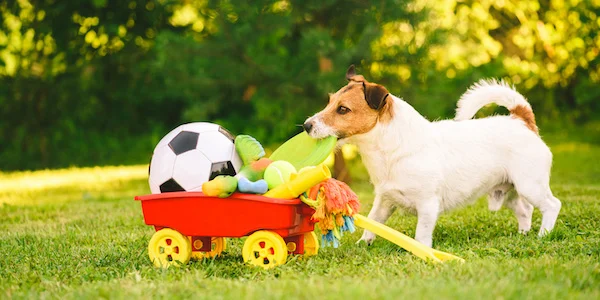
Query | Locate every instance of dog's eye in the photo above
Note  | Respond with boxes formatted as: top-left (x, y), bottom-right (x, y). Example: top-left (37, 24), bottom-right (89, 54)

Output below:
top-left (337, 106), bottom-right (350, 115)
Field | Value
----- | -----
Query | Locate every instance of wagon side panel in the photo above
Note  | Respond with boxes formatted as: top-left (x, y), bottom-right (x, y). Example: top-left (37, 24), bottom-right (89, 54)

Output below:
top-left (139, 194), bottom-right (312, 237)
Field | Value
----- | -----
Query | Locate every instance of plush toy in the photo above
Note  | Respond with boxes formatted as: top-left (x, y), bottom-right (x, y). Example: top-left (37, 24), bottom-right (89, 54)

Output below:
top-left (237, 157), bottom-right (272, 182)
top-left (233, 135), bottom-right (274, 191)
top-left (237, 177), bottom-right (268, 194)
top-left (202, 175), bottom-right (238, 198)
top-left (235, 135), bottom-right (265, 165)
top-left (264, 160), bottom-right (297, 189)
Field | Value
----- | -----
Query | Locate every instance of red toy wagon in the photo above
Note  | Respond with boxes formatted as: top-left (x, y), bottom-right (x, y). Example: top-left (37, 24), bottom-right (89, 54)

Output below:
top-left (135, 191), bottom-right (319, 269)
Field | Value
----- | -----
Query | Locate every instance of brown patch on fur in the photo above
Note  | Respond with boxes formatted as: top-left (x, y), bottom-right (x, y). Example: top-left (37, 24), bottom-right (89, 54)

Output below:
top-left (320, 82), bottom-right (379, 137)
top-left (511, 105), bottom-right (539, 134)
top-left (319, 80), bottom-right (393, 138)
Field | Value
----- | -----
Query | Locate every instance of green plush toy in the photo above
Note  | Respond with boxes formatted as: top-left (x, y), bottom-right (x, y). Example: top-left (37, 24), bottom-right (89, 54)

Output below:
top-left (235, 135), bottom-right (266, 165)
top-left (234, 135), bottom-right (273, 182)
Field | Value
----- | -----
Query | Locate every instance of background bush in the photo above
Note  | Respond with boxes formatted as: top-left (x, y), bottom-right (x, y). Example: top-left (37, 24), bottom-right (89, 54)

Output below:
top-left (1, 0), bottom-right (599, 170)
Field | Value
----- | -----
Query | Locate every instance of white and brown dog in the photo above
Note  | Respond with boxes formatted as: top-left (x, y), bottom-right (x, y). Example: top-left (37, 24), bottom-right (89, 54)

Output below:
top-left (303, 65), bottom-right (561, 247)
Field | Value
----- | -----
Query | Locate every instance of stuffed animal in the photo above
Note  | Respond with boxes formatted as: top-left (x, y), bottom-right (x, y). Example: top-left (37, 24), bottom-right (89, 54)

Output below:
top-left (233, 135), bottom-right (273, 193)
top-left (237, 157), bottom-right (273, 182)
top-left (202, 175), bottom-right (238, 198)
top-left (235, 135), bottom-right (265, 165)
top-left (237, 177), bottom-right (268, 194)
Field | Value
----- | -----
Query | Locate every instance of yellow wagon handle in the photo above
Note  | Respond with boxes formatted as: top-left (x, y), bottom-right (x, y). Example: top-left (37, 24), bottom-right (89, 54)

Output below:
top-left (353, 214), bottom-right (464, 263)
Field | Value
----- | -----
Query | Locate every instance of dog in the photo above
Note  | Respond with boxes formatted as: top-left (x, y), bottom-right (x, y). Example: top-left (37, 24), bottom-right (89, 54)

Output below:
top-left (303, 65), bottom-right (561, 247)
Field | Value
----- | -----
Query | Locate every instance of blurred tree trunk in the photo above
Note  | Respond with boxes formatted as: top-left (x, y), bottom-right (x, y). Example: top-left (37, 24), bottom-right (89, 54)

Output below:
top-left (333, 151), bottom-right (352, 184)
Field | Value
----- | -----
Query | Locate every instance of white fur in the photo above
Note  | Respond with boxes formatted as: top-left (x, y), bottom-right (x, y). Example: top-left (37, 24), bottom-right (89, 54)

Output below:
top-left (305, 81), bottom-right (561, 247)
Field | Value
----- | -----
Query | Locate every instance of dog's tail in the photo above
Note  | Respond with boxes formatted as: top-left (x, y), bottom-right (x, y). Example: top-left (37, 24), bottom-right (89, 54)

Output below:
top-left (454, 79), bottom-right (538, 134)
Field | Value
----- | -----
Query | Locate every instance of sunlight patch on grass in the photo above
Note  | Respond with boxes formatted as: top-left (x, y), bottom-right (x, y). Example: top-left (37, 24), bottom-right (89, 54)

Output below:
top-left (0, 165), bottom-right (148, 205)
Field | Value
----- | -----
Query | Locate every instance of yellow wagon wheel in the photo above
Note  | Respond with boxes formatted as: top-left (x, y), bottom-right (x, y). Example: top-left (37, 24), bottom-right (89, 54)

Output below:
top-left (190, 237), bottom-right (227, 260)
top-left (303, 232), bottom-right (319, 256)
top-left (242, 231), bottom-right (288, 269)
top-left (148, 228), bottom-right (192, 268)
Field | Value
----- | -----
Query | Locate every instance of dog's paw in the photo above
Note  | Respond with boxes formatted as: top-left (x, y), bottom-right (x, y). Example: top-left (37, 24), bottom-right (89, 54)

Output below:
top-left (518, 228), bottom-right (530, 235)
top-left (357, 230), bottom-right (376, 246)
top-left (538, 228), bottom-right (551, 237)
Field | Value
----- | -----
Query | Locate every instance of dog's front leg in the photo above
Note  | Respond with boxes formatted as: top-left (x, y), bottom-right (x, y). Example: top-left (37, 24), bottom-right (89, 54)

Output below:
top-left (358, 193), bottom-right (395, 245)
top-left (415, 200), bottom-right (440, 248)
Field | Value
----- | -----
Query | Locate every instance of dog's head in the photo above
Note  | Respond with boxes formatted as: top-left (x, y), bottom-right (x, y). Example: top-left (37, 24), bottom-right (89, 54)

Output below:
top-left (303, 65), bottom-right (393, 139)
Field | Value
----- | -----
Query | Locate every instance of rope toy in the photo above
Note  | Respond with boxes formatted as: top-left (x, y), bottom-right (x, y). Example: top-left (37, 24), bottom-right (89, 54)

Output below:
top-left (301, 178), bottom-right (360, 247)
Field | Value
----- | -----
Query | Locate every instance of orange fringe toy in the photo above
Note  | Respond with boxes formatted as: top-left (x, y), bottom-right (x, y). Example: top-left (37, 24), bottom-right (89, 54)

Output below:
top-left (301, 178), bottom-right (360, 247)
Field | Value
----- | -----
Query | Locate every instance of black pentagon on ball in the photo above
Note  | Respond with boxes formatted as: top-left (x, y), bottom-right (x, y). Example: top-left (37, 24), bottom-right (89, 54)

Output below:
top-left (159, 178), bottom-right (185, 193)
top-left (168, 131), bottom-right (199, 155)
top-left (218, 126), bottom-right (235, 142)
top-left (209, 161), bottom-right (237, 180)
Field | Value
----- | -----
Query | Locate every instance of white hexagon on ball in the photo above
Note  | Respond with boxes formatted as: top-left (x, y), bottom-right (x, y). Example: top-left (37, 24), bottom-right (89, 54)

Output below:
top-left (197, 131), bottom-right (234, 163)
top-left (172, 150), bottom-right (212, 191)
top-left (148, 145), bottom-right (177, 194)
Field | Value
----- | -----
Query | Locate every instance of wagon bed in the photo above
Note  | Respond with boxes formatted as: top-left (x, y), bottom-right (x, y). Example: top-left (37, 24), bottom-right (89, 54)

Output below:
top-left (135, 192), bottom-right (319, 268)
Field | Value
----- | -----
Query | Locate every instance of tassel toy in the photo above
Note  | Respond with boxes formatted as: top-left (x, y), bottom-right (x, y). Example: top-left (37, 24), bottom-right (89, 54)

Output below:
top-left (301, 178), bottom-right (360, 247)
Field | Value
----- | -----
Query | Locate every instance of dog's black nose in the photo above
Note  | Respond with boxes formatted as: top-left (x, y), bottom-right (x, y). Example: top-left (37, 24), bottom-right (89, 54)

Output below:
top-left (303, 122), bottom-right (313, 133)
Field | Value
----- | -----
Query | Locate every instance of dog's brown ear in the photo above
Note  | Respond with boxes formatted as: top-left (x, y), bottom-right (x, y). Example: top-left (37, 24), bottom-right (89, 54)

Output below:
top-left (364, 83), bottom-right (389, 110)
top-left (346, 65), bottom-right (356, 81)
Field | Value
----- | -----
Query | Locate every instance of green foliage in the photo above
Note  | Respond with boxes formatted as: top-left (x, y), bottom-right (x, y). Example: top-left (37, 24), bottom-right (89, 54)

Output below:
top-left (1, 0), bottom-right (600, 170)
top-left (0, 0), bottom-right (178, 169)
top-left (366, 0), bottom-right (600, 123)
top-left (144, 0), bottom-right (419, 144)
top-left (0, 0), bottom-right (419, 170)
top-left (1, 138), bottom-right (599, 298)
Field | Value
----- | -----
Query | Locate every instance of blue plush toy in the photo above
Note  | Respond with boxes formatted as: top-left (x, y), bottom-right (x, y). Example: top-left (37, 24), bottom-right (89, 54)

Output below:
top-left (237, 177), bottom-right (268, 194)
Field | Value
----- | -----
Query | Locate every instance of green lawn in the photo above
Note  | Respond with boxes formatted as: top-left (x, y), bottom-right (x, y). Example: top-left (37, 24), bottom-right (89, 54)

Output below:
top-left (1, 136), bottom-right (599, 299)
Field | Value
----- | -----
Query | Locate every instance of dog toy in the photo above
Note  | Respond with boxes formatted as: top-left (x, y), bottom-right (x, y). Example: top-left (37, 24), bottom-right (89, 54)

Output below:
top-left (264, 164), bottom-right (331, 199)
top-left (264, 160), bottom-right (297, 189)
top-left (237, 177), bottom-right (268, 194)
top-left (235, 135), bottom-right (266, 165)
top-left (237, 157), bottom-right (272, 181)
top-left (202, 175), bottom-right (238, 198)
top-left (301, 178), bottom-right (360, 247)
top-left (270, 131), bottom-right (337, 170)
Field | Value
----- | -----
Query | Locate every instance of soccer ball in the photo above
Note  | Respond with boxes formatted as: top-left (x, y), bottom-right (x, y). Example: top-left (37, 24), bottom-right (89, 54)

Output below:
top-left (148, 122), bottom-right (242, 194)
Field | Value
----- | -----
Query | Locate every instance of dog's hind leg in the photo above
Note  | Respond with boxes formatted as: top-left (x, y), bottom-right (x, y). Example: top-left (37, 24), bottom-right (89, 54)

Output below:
top-left (513, 183), bottom-right (561, 236)
top-left (510, 151), bottom-right (561, 236)
top-left (358, 193), bottom-right (396, 245)
top-left (504, 192), bottom-right (533, 234)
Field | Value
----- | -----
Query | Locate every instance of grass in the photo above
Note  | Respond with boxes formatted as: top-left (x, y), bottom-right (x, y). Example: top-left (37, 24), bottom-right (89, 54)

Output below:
top-left (1, 135), bottom-right (599, 299)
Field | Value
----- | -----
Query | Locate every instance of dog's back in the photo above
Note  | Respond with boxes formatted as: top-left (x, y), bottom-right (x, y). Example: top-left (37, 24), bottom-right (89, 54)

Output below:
top-left (429, 116), bottom-right (552, 208)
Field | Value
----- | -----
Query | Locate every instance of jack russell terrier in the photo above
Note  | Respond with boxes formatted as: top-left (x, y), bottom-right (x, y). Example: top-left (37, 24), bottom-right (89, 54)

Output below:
top-left (303, 65), bottom-right (561, 247)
